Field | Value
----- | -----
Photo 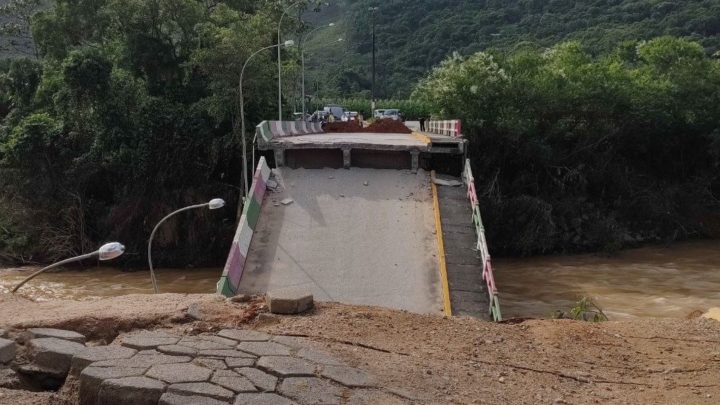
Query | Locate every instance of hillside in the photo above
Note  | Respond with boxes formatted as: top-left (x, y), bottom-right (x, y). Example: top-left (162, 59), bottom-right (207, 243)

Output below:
top-left (306, 0), bottom-right (720, 98)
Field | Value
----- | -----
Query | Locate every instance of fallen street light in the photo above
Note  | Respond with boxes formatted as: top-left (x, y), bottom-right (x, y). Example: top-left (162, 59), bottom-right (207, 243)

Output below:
top-left (12, 242), bottom-right (126, 293)
top-left (147, 198), bottom-right (226, 293)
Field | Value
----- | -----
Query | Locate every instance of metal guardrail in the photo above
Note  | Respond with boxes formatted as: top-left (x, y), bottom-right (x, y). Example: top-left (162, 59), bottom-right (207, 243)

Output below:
top-left (463, 159), bottom-right (502, 321)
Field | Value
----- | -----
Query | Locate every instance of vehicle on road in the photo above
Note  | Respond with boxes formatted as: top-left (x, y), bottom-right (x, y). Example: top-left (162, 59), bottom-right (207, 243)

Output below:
top-left (323, 105), bottom-right (348, 121)
top-left (373, 109), bottom-right (386, 119)
top-left (383, 109), bottom-right (404, 121)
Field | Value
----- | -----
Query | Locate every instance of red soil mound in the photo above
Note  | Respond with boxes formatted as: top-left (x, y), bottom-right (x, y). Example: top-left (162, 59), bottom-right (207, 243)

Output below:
top-left (324, 119), bottom-right (412, 134)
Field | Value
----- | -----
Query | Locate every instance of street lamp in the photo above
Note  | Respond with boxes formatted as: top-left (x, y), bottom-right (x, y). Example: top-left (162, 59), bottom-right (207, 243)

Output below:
top-left (147, 198), bottom-right (226, 293)
top-left (369, 6), bottom-right (379, 114)
top-left (301, 22), bottom-right (335, 117)
top-left (278, 0), bottom-right (305, 121)
top-left (11, 242), bottom-right (126, 293)
top-left (239, 40), bottom-right (295, 212)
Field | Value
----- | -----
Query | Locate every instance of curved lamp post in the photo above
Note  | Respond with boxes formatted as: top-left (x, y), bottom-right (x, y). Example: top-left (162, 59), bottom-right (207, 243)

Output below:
top-left (240, 40), bottom-right (295, 209)
top-left (301, 23), bottom-right (335, 117)
top-left (147, 198), bottom-right (225, 293)
top-left (278, 1), bottom-right (304, 120)
top-left (11, 242), bottom-right (126, 293)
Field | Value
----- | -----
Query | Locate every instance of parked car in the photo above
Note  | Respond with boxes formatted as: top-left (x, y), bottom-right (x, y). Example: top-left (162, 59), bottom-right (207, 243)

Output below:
top-left (323, 105), bottom-right (348, 120)
top-left (382, 109), bottom-right (403, 121)
top-left (373, 109), bottom-right (387, 119)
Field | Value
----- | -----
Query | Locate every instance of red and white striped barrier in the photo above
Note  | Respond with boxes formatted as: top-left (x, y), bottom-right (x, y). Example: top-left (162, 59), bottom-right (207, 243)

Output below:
top-left (256, 121), bottom-right (323, 142)
top-left (427, 120), bottom-right (462, 138)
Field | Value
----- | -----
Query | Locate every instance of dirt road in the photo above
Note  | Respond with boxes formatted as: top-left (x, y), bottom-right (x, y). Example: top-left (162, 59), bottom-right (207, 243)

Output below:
top-left (1, 293), bottom-right (719, 404)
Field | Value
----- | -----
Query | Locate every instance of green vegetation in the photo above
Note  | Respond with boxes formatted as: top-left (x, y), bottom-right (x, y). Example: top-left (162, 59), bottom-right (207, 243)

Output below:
top-left (307, 0), bottom-right (720, 98)
top-left (0, 0), bottom-right (309, 265)
top-left (553, 297), bottom-right (609, 322)
top-left (413, 37), bottom-right (720, 256)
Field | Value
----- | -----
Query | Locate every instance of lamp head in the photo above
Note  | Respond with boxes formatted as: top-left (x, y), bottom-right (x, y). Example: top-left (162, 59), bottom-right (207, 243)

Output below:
top-left (98, 242), bottom-right (125, 261)
top-left (328, 23), bottom-right (335, 27)
top-left (284, 40), bottom-right (295, 47)
top-left (208, 198), bottom-right (226, 210)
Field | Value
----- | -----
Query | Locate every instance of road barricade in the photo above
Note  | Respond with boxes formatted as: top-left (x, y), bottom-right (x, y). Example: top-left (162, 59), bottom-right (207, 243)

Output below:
top-left (217, 157), bottom-right (271, 297)
top-left (427, 120), bottom-right (462, 138)
top-left (256, 120), bottom-right (323, 143)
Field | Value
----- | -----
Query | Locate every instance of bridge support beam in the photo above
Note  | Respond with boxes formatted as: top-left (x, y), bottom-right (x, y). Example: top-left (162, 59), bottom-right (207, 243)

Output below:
top-left (274, 149), bottom-right (285, 167)
top-left (411, 150), bottom-right (420, 173)
top-left (342, 148), bottom-right (351, 169)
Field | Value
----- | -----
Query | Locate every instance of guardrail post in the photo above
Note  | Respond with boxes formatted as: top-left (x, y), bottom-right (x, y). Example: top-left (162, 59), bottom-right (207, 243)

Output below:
top-left (274, 148), bottom-right (285, 167)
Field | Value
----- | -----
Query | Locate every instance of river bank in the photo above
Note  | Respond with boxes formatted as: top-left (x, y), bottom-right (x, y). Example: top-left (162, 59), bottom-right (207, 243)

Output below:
top-left (1, 293), bottom-right (719, 404)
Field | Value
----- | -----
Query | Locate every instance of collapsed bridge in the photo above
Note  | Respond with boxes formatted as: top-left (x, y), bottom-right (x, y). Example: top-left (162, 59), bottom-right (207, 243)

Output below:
top-left (217, 120), bottom-right (501, 321)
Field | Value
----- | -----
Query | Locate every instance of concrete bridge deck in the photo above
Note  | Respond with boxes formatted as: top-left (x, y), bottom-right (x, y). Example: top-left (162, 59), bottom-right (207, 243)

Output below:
top-left (238, 167), bottom-right (443, 314)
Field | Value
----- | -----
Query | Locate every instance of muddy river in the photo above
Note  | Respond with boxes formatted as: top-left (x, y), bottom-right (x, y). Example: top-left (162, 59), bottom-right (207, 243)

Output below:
top-left (1, 240), bottom-right (719, 319)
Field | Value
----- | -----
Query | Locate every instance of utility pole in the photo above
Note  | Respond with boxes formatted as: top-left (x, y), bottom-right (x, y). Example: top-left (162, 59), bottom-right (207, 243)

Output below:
top-left (369, 6), bottom-right (378, 115)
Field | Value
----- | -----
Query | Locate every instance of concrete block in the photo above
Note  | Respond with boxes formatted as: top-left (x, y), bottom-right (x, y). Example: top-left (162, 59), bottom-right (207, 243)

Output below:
top-left (146, 363), bottom-right (213, 384)
top-left (0, 338), bottom-right (16, 364)
top-left (29, 328), bottom-right (86, 343)
top-left (234, 367), bottom-right (277, 392)
top-left (121, 332), bottom-right (179, 350)
top-left (27, 337), bottom-right (85, 376)
top-left (211, 369), bottom-right (257, 393)
top-left (79, 366), bottom-right (147, 405)
top-left (167, 382), bottom-right (235, 402)
top-left (267, 288), bottom-right (314, 315)
top-left (256, 356), bottom-right (316, 377)
top-left (236, 342), bottom-right (291, 357)
top-left (97, 376), bottom-right (166, 405)
top-left (70, 345), bottom-right (137, 376)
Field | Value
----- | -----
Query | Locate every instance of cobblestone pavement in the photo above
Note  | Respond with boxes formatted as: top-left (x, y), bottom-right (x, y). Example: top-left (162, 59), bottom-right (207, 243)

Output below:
top-left (76, 329), bottom-right (389, 405)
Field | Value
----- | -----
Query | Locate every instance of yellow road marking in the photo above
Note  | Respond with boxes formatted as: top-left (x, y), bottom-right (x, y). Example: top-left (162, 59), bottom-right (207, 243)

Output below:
top-left (412, 132), bottom-right (432, 145)
top-left (431, 170), bottom-right (453, 316)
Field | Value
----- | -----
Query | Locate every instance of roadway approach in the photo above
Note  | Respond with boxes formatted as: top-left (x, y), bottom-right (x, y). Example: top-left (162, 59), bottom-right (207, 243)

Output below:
top-left (219, 120), bottom-right (495, 319)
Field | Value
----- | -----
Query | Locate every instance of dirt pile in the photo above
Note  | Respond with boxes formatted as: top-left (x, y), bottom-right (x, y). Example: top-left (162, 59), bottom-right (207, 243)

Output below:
top-left (365, 119), bottom-right (412, 134)
top-left (324, 119), bottom-right (412, 134)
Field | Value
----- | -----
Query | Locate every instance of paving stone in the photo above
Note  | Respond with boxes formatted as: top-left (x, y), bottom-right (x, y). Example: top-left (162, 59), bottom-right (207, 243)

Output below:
top-left (28, 337), bottom-right (85, 376)
top-left (234, 367), bottom-right (278, 392)
top-left (320, 365), bottom-right (375, 388)
top-left (159, 393), bottom-right (231, 405)
top-left (178, 337), bottom-right (234, 351)
top-left (0, 338), bottom-right (16, 364)
top-left (193, 357), bottom-right (228, 370)
top-left (267, 288), bottom-right (314, 315)
top-left (256, 356), bottom-right (316, 377)
top-left (167, 382), bottom-right (235, 402)
top-left (137, 349), bottom-right (161, 356)
top-left (199, 335), bottom-right (239, 347)
top-left (296, 348), bottom-right (343, 366)
top-left (97, 376), bottom-right (166, 405)
top-left (270, 336), bottom-right (309, 349)
top-left (79, 366), bottom-right (147, 405)
top-left (218, 330), bottom-right (271, 342)
top-left (199, 349), bottom-right (255, 358)
top-left (158, 345), bottom-right (197, 356)
top-left (146, 363), bottom-right (213, 384)
top-left (211, 370), bottom-right (257, 393)
top-left (28, 328), bottom-right (86, 343)
top-left (70, 345), bottom-right (137, 375)
top-left (278, 377), bottom-right (343, 405)
top-left (225, 357), bottom-right (255, 368)
top-left (237, 341), bottom-right (291, 357)
top-left (92, 354), bottom-right (191, 368)
top-left (234, 393), bottom-right (298, 405)
top-left (121, 333), bottom-right (180, 350)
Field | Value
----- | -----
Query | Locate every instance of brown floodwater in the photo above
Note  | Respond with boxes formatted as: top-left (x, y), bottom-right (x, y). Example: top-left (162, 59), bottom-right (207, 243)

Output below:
top-left (494, 240), bottom-right (720, 320)
top-left (2, 240), bottom-right (720, 319)
top-left (0, 266), bottom-right (221, 301)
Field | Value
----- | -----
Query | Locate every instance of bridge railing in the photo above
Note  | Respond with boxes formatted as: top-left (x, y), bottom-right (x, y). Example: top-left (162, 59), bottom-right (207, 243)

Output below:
top-left (462, 159), bottom-right (502, 321)
top-left (256, 120), bottom-right (323, 143)
top-left (426, 120), bottom-right (462, 138)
